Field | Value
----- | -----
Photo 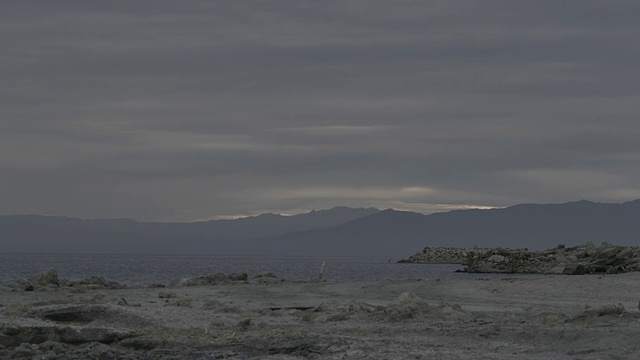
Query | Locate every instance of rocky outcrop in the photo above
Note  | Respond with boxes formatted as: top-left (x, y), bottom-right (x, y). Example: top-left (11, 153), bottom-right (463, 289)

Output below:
top-left (29, 269), bottom-right (60, 288)
top-left (4, 270), bottom-right (125, 292)
top-left (175, 272), bottom-right (250, 287)
top-left (463, 242), bottom-right (640, 275)
top-left (63, 276), bottom-right (125, 291)
top-left (398, 246), bottom-right (492, 264)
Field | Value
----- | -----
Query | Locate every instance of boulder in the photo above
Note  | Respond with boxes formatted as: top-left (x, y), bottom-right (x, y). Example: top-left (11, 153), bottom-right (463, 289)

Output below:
top-left (615, 247), bottom-right (634, 259)
top-left (546, 262), bottom-right (566, 274)
top-left (597, 247), bottom-right (621, 259)
top-left (563, 264), bottom-right (587, 275)
top-left (487, 255), bottom-right (506, 263)
top-left (29, 270), bottom-right (60, 288)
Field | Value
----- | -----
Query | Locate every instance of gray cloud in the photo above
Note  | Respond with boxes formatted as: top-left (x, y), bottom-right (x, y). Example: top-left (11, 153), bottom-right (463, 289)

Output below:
top-left (2, 0), bottom-right (640, 220)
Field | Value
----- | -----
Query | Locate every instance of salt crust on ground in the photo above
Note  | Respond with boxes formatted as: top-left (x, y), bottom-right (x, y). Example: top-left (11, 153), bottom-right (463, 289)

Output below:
top-left (2, 273), bottom-right (640, 359)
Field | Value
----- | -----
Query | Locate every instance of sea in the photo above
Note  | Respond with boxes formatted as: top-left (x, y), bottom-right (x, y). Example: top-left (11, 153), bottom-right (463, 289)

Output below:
top-left (0, 254), bottom-right (539, 286)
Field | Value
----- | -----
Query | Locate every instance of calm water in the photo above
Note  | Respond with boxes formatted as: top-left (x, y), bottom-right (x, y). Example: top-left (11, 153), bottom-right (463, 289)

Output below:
top-left (0, 254), bottom-right (536, 286)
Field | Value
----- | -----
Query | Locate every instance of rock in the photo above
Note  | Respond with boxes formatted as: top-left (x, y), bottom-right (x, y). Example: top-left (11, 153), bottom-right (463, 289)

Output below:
top-left (597, 247), bottom-right (621, 259)
top-left (487, 255), bottom-right (506, 263)
top-left (6, 278), bottom-right (35, 292)
top-left (29, 270), bottom-right (60, 288)
top-left (585, 241), bottom-right (596, 256)
top-left (563, 264), bottom-right (587, 275)
top-left (616, 247), bottom-right (634, 259)
top-left (546, 263), bottom-right (566, 274)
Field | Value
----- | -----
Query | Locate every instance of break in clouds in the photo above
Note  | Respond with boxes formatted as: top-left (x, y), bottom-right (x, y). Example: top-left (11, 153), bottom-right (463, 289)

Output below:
top-left (2, 1), bottom-right (640, 221)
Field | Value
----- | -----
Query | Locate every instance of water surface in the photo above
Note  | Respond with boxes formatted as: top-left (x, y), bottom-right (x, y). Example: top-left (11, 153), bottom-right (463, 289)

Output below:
top-left (0, 253), bottom-right (539, 286)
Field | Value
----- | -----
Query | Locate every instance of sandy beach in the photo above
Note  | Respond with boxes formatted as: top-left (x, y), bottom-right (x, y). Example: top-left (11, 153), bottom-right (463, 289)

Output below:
top-left (2, 272), bottom-right (640, 359)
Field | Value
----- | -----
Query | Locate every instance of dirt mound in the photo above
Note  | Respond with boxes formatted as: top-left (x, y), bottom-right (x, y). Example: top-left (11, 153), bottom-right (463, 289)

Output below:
top-left (384, 292), bottom-right (430, 320)
top-left (384, 292), bottom-right (473, 323)
top-left (571, 303), bottom-right (627, 325)
top-left (313, 299), bottom-right (373, 321)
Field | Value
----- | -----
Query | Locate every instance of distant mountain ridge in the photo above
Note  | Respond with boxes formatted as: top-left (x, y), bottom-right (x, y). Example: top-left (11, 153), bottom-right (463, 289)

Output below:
top-left (2, 200), bottom-right (640, 257)
top-left (250, 199), bottom-right (640, 257)
top-left (0, 206), bottom-right (380, 254)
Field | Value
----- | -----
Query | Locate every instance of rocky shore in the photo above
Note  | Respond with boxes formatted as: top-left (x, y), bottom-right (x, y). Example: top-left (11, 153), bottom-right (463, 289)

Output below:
top-left (464, 242), bottom-right (640, 275)
top-left (2, 269), bottom-right (640, 359)
top-left (399, 242), bottom-right (640, 275)
top-left (398, 246), bottom-right (492, 264)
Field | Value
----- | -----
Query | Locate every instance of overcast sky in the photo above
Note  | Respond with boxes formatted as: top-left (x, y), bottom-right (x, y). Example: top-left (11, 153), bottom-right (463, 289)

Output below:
top-left (2, 1), bottom-right (640, 221)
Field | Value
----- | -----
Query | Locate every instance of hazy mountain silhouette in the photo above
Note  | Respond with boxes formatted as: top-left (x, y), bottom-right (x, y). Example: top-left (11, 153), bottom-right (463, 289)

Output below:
top-left (0, 206), bottom-right (379, 254)
top-left (246, 200), bottom-right (640, 257)
top-left (2, 200), bottom-right (640, 257)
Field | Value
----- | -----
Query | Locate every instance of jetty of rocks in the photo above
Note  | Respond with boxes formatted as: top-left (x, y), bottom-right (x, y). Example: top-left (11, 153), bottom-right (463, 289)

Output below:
top-left (398, 246), bottom-right (491, 264)
top-left (400, 242), bottom-right (640, 275)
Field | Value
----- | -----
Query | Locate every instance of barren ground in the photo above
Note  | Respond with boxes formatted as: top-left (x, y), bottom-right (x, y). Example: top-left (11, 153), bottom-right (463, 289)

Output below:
top-left (2, 273), bottom-right (640, 359)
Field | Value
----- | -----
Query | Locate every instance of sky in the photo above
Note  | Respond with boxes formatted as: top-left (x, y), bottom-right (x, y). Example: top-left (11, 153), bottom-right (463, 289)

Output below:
top-left (2, 1), bottom-right (640, 221)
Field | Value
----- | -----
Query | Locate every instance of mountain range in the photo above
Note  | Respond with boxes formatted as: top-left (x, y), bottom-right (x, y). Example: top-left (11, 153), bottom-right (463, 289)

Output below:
top-left (2, 200), bottom-right (640, 257)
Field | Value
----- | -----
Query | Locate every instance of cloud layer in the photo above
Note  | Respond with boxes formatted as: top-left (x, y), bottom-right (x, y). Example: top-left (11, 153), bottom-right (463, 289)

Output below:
top-left (2, 1), bottom-right (640, 220)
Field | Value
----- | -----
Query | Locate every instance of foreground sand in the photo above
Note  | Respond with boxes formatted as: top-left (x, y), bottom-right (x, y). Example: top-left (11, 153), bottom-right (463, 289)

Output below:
top-left (2, 273), bottom-right (640, 359)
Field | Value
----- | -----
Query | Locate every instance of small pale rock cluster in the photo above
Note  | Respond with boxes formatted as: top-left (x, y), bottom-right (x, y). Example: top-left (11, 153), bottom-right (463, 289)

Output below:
top-left (464, 242), bottom-right (640, 274)
top-left (398, 246), bottom-right (492, 264)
